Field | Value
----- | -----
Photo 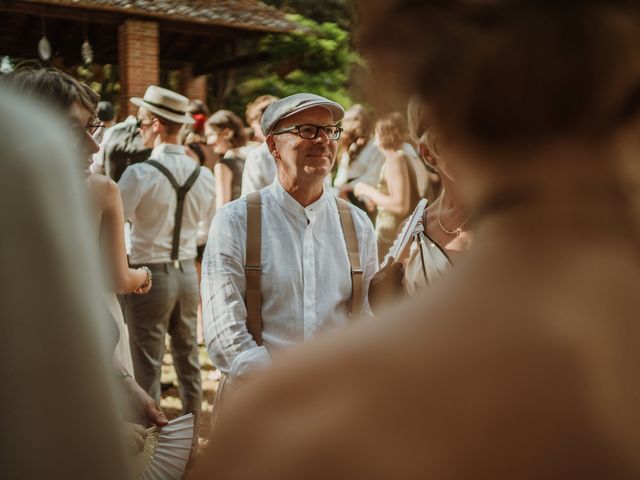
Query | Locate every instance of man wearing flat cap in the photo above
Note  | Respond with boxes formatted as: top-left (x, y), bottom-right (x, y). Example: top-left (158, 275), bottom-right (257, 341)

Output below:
top-left (119, 86), bottom-right (216, 417)
top-left (201, 93), bottom-right (378, 417)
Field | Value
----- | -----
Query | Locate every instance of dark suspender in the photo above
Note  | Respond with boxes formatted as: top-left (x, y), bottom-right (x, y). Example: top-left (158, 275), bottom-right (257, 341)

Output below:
top-left (146, 159), bottom-right (201, 266)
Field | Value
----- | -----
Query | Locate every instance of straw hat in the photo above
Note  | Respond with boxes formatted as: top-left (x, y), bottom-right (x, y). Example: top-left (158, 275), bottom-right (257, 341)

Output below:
top-left (130, 86), bottom-right (195, 125)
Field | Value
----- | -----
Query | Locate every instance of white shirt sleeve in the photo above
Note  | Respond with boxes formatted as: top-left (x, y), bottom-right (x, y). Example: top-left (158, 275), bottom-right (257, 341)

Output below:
top-left (351, 147), bottom-right (385, 187)
top-left (201, 203), bottom-right (271, 378)
top-left (117, 164), bottom-right (144, 222)
top-left (196, 168), bottom-right (217, 246)
top-left (241, 144), bottom-right (276, 196)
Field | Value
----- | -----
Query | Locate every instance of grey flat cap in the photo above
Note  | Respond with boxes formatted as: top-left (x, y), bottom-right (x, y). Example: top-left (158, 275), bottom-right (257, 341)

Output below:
top-left (261, 93), bottom-right (345, 135)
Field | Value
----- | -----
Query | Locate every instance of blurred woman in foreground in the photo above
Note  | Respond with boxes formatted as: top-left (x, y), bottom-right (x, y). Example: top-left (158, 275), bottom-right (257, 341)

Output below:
top-left (195, 2), bottom-right (640, 479)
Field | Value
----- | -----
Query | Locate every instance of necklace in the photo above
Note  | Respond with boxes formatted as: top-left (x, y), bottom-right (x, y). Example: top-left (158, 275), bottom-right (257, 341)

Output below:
top-left (437, 188), bottom-right (470, 236)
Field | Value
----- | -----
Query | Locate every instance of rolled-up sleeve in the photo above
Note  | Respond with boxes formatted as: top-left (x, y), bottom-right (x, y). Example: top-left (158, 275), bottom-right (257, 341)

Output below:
top-left (117, 165), bottom-right (143, 222)
top-left (201, 203), bottom-right (271, 378)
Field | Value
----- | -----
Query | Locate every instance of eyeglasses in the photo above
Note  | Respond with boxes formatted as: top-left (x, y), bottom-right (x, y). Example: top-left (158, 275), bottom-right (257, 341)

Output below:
top-left (136, 118), bottom-right (153, 129)
top-left (272, 124), bottom-right (343, 141)
top-left (70, 120), bottom-right (103, 140)
top-left (86, 122), bottom-right (104, 135)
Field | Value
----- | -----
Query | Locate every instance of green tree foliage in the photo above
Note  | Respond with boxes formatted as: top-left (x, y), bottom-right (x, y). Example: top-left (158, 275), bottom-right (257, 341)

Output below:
top-left (224, 14), bottom-right (360, 116)
top-left (262, 0), bottom-right (353, 30)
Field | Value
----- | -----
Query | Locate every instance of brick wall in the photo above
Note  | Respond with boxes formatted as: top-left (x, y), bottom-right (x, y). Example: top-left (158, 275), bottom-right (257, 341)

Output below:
top-left (118, 19), bottom-right (159, 119)
top-left (181, 64), bottom-right (208, 105)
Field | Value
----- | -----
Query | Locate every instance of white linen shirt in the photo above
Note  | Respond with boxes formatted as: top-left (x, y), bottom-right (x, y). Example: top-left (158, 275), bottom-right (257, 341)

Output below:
top-left (119, 143), bottom-right (216, 264)
top-left (241, 142), bottom-right (276, 195)
top-left (334, 138), bottom-right (385, 188)
top-left (201, 178), bottom-right (378, 378)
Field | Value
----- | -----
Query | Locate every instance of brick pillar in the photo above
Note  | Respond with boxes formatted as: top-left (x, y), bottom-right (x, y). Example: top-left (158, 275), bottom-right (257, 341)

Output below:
top-left (180, 64), bottom-right (208, 104)
top-left (118, 19), bottom-right (159, 118)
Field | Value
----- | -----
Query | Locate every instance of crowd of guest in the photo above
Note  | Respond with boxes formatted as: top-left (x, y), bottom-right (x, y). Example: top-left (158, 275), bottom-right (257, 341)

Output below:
top-left (2, 2), bottom-right (640, 479)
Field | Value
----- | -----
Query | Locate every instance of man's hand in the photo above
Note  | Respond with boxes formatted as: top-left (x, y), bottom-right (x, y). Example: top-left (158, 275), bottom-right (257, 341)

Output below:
top-left (124, 377), bottom-right (168, 426)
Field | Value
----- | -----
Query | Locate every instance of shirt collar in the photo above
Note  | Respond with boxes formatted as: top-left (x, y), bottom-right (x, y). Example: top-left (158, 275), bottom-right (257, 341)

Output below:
top-left (267, 176), bottom-right (329, 220)
top-left (151, 143), bottom-right (185, 157)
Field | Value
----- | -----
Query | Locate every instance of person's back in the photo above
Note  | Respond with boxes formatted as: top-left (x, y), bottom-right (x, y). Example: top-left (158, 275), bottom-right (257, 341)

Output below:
top-left (195, 149), bottom-right (640, 480)
top-left (119, 86), bottom-right (216, 419)
top-left (120, 146), bottom-right (214, 263)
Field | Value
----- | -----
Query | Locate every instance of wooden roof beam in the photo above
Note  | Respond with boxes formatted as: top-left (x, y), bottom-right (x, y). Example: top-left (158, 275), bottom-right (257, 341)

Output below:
top-left (192, 51), bottom-right (270, 76)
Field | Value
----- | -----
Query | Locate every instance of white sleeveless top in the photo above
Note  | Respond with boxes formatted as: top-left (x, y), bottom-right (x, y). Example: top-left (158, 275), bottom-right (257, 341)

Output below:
top-left (403, 218), bottom-right (451, 295)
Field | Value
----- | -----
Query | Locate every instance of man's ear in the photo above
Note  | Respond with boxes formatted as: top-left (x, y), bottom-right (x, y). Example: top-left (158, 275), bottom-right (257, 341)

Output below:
top-left (266, 135), bottom-right (279, 160)
top-left (151, 117), bottom-right (163, 135)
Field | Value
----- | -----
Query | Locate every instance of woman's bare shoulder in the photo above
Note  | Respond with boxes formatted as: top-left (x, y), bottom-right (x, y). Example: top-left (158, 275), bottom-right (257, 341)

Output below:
top-left (88, 174), bottom-right (120, 206)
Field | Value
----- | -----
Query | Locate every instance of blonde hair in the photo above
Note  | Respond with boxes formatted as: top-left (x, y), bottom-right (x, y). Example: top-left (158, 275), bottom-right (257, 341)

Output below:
top-left (376, 112), bottom-right (408, 151)
top-left (246, 95), bottom-right (279, 125)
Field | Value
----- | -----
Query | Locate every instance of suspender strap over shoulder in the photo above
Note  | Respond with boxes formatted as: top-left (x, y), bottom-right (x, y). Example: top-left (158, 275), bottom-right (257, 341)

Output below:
top-left (146, 159), bottom-right (201, 263)
top-left (245, 191), bottom-right (262, 345)
top-left (242, 193), bottom-right (362, 347)
top-left (335, 197), bottom-right (363, 317)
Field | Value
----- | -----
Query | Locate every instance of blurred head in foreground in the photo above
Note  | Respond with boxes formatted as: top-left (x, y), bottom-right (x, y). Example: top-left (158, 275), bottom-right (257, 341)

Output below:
top-left (0, 89), bottom-right (130, 479)
top-left (193, 3), bottom-right (640, 479)
top-left (1, 66), bottom-right (101, 174)
top-left (360, 1), bottom-right (640, 209)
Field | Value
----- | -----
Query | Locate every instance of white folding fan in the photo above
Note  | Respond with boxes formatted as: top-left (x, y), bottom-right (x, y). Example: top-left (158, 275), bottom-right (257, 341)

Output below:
top-left (135, 413), bottom-right (195, 480)
top-left (380, 199), bottom-right (428, 268)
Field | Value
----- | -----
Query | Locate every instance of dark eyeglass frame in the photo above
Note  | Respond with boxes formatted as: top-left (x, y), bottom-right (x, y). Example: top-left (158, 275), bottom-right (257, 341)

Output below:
top-left (136, 118), bottom-right (154, 129)
top-left (85, 122), bottom-right (104, 136)
top-left (272, 124), bottom-right (343, 140)
top-left (69, 119), bottom-right (104, 138)
top-left (137, 116), bottom-right (168, 130)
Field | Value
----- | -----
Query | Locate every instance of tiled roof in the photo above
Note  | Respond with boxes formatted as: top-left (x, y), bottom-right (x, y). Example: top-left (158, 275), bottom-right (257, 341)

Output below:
top-left (21, 0), bottom-right (299, 33)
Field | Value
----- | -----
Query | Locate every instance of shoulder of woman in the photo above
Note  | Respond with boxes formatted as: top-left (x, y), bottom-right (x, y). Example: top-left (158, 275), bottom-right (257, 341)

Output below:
top-left (89, 173), bottom-right (118, 197)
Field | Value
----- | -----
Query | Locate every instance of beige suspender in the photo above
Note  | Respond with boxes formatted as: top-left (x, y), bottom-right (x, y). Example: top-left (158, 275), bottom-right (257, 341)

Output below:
top-left (245, 192), bottom-right (263, 345)
top-left (335, 197), bottom-right (363, 317)
top-left (244, 194), bottom-right (363, 345)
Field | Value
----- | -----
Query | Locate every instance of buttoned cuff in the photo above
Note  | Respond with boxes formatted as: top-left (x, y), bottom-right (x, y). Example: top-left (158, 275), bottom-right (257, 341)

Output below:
top-left (229, 346), bottom-right (272, 379)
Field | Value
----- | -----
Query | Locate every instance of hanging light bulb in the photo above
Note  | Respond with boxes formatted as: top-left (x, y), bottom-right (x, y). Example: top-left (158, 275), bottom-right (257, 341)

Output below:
top-left (38, 15), bottom-right (51, 61)
top-left (81, 39), bottom-right (93, 64)
top-left (38, 36), bottom-right (52, 61)
top-left (81, 16), bottom-right (93, 65)
top-left (0, 56), bottom-right (14, 74)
